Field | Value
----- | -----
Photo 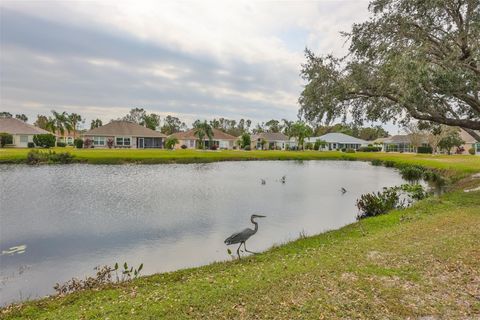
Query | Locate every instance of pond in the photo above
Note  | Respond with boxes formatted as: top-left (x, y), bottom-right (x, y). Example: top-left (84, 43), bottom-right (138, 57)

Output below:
top-left (0, 160), bottom-right (408, 305)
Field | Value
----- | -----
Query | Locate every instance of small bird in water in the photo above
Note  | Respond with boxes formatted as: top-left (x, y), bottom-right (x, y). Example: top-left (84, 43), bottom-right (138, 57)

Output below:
top-left (261, 179), bottom-right (266, 185)
top-left (340, 187), bottom-right (347, 194)
top-left (224, 214), bottom-right (266, 258)
top-left (280, 175), bottom-right (286, 184)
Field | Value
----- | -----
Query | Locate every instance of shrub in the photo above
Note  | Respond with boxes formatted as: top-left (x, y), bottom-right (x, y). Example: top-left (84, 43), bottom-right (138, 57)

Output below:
top-left (314, 139), bottom-right (326, 150)
top-left (74, 138), bottom-right (83, 149)
top-left (0, 132), bottom-right (13, 147)
top-left (469, 147), bottom-right (476, 155)
top-left (399, 165), bottom-right (425, 183)
top-left (305, 142), bottom-right (313, 150)
top-left (345, 148), bottom-right (356, 153)
top-left (26, 150), bottom-right (74, 164)
top-left (417, 146), bottom-right (433, 154)
top-left (358, 146), bottom-right (381, 152)
top-left (384, 160), bottom-right (396, 167)
top-left (210, 145), bottom-right (218, 150)
top-left (357, 184), bottom-right (428, 219)
top-left (84, 138), bottom-right (93, 148)
top-left (164, 137), bottom-right (179, 150)
top-left (240, 133), bottom-right (251, 149)
top-left (356, 187), bottom-right (399, 219)
top-left (57, 142), bottom-right (67, 147)
top-left (33, 134), bottom-right (56, 148)
top-left (244, 145), bottom-right (251, 151)
top-left (27, 142), bottom-right (35, 148)
top-left (371, 159), bottom-right (383, 166)
top-left (107, 138), bottom-right (114, 149)
top-left (341, 148), bottom-right (346, 152)
top-left (181, 144), bottom-right (187, 149)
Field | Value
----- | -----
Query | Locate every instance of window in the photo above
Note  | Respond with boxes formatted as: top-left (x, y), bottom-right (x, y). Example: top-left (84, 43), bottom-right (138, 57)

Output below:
top-left (116, 137), bottom-right (131, 146)
top-left (93, 136), bottom-right (105, 146)
top-left (20, 135), bottom-right (28, 143)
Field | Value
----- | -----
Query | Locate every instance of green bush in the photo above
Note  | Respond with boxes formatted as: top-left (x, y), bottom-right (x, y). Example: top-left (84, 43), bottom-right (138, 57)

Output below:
top-left (33, 134), bottom-right (56, 148)
top-left (0, 132), bottom-right (13, 147)
top-left (356, 188), bottom-right (399, 219)
top-left (370, 159), bottom-right (383, 166)
top-left (384, 160), bottom-right (396, 167)
top-left (314, 139), bottom-right (326, 150)
top-left (26, 150), bottom-right (74, 165)
top-left (74, 138), bottom-right (83, 149)
top-left (469, 147), bottom-right (476, 155)
top-left (27, 142), bottom-right (35, 148)
top-left (345, 148), bottom-right (356, 153)
top-left (417, 146), bottom-right (433, 154)
top-left (399, 165), bottom-right (425, 183)
top-left (305, 142), bottom-right (313, 150)
top-left (57, 142), bottom-right (67, 147)
top-left (358, 146), bottom-right (382, 152)
top-left (244, 145), bottom-right (251, 151)
top-left (164, 137), bottom-right (179, 150)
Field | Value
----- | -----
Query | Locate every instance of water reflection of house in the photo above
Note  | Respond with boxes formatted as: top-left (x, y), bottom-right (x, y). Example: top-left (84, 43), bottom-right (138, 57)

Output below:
top-left (0, 118), bottom-right (51, 147)
top-left (82, 121), bottom-right (166, 148)
top-left (250, 132), bottom-right (292, 150)
top-left (169, 128), bottom-right (237, 149)
top-left (306, 133), bottom-right (368, 150)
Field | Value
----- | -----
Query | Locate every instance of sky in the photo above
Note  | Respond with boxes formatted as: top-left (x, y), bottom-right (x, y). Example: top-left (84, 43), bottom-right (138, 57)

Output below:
top-left (0, 0), bottom-right (398, 131)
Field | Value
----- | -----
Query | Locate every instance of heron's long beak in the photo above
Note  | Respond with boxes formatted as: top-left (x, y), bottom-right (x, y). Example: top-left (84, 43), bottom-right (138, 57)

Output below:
top-left (254, 214), bottom-right (266, 218)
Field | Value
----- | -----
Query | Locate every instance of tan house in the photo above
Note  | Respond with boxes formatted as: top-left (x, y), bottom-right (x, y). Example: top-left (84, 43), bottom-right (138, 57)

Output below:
top-left (459, 128), bottom-right (480, 155)
top-left (55, 130), bottom-right (76, 145)
top-left (170, 128), bottom-right (237, 149)
top-left (251, 132), bottom-right (292, 150)
top-left (82, 121), bottom-right (167, 148)
top-left (0, 117), bottom-right (51, 147)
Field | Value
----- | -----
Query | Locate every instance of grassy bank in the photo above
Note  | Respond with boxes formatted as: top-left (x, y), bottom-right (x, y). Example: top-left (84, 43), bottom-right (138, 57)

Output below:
top-left (1, 153), bottom-right (479, 319)
top-left (1, 148), bottom-right (479, 174)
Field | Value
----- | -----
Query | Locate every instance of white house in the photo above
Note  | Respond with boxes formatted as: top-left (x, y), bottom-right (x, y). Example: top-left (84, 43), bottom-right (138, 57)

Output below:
top-left (306, 132), bottom-right (369, 150)
top-left (250, 132), bottom-right (293, 150)
top-left (0, 117), bottom-right (51, 147)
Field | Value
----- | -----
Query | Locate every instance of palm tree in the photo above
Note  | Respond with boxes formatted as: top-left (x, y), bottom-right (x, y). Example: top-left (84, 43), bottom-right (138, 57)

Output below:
top-left (290, 121), bottom-right (313, 150)
top-left (164, 137), bottom-right (179, 150)
top-left (68, 113), bottom-right (83, 139)
top-left (52, 111), bottom-right (73, 136)
top-left (194, 121), bottom-right (213, 149)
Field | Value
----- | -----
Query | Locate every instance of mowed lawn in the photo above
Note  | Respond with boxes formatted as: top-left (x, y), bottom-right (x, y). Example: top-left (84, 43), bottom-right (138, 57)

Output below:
top-left (1, 151), bottom-right (479, 319)
top-left (1, 148), bottom-right (480, 174)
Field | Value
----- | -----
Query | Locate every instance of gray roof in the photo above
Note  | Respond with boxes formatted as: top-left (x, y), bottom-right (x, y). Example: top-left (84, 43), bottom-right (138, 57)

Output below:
top-left (83, 121), bottom-right (166, 137)
top-left (308, 132), bottom-right (368, 145)
top-left (0, 117), bottom-right (50, 135)
top-left (251, 132), bottom-right (289, 141)
top-left (384, 134), bottom-right (428, 144)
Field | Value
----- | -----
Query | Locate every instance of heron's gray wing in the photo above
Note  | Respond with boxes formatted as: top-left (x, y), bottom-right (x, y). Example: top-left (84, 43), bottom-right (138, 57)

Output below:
top-left (224, 228), bottom-right (254, 244)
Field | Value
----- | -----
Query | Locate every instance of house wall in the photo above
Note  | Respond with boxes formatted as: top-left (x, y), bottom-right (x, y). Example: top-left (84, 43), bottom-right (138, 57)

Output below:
top-left (12, 134), bottom-right (34, 147)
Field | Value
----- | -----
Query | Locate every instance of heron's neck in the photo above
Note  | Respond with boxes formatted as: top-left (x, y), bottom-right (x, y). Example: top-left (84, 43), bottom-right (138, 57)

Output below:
top-left (251, 218), bottom-right (258, 232)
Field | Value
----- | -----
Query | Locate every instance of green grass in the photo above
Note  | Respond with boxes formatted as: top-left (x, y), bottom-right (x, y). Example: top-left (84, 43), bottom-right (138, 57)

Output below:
top-left (1, 151), bottom-right (479, 319)
top-left (1, 148), bottom-right (479, 174)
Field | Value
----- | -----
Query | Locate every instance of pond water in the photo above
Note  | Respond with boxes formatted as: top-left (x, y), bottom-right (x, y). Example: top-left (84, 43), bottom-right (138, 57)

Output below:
top-left (0, 161), bottom-right (407, 305)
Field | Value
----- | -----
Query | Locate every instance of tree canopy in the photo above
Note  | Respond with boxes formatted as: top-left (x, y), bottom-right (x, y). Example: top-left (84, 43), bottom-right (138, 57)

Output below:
top-left (299, 0), bottom-right (480, 140)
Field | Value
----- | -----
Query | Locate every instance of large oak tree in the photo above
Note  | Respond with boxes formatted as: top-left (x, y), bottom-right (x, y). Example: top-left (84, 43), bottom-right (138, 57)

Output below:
top-left (299, 0), bottom-right (480, 140)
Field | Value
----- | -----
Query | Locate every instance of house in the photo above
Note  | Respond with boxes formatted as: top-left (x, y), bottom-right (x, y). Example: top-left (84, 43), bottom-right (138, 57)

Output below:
top-left (82, 121), bottom-right (167, 148)
top-left (170, 128), bottom-right (237, 149)
top-left (55, 130), bottom-right (76, 145)
top-left (250, 132), bottom-right (292, 150)
top-left (0, 117), bottom-right (51, 147)
top-left (306, 132), bottom-right (369, 150)
top-left (459, 129), bottom-right (480, 155)
top-left (382, 135), bottom-right (429, 152)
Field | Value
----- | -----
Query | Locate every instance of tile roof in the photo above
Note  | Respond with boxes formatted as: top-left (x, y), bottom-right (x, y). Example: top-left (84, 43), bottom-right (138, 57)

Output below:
top-left (0, 117), bottom-right (50, 135)
top-left (384, 134), bottom-right (428, 144)
top-left (251, 132), bottom-right (289, 141)
top-left (170, 128), bottom-right (237, 140)
top-left (309, 132), bottom-right (368, 144)
top-left (83, 121), bottom-right (166, 137)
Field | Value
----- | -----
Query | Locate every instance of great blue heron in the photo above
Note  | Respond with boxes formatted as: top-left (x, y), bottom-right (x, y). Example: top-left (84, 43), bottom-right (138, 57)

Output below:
top-left (341, 187), bottom-right (347, 194)
top-left (224, 214), bottom-right (266, 258)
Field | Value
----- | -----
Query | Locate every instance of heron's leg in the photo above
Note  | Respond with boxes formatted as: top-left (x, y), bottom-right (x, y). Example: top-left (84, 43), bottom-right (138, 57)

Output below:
top-left (237, 243), bottom-right (243, 259)
top-left (243, 241), bottom-right (257, 254)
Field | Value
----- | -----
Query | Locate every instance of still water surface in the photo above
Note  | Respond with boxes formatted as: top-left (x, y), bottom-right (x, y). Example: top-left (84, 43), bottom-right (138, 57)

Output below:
top-left (0, 161), bottom-right (407, 305)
